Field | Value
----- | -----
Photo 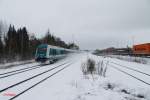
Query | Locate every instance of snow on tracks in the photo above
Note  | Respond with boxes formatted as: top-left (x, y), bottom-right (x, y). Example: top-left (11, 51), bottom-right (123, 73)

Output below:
top-left (108, 61), bottom-right (150, 86)
top-left (0, 59), bottom-right (77, 100)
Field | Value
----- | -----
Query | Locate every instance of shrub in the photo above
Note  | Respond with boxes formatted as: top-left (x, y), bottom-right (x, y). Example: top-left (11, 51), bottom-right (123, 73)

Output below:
top-left (97, 60), bottom-right (109, 77)
top-left (81, 58), bottom-right (96, 75)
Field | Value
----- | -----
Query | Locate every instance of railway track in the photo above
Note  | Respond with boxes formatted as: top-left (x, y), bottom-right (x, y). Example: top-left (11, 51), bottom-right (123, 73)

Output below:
top-left (110, 62), bottom-right (150, 77)
top-left (108, 63), bottom-right (150, 86)
top-left (0, 60), bottom-right (71, 78)
top-left (0, 60), bottom-right (74, 100)
top-left (9, 63), bottom-right (73, 100)
top-left (0, 64), bottom-right (40, 76)
top-left (0, 61), bottom-right (34, 69)
top-left (0, 64), bottom-right (42, 79)
top-left (0, 60), bottom-right (71, 79)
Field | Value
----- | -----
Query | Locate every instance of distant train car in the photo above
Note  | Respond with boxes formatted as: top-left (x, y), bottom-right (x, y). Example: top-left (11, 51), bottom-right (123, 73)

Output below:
top-left (133, 43), bottom-right (150, 55)
top-left (35, 44), bottom-right (74, 63)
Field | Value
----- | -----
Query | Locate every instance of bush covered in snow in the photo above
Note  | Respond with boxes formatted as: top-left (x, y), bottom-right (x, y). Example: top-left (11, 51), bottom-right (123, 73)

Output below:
top-left (97, 60), bottom-right (109, 77)
top-left (81, 58), bottom-right (96, 75)
top-left (81, 58), bottom-right (108, 77)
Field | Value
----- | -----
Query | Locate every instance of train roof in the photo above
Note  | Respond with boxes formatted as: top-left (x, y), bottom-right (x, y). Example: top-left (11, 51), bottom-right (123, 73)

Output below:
top-left (38, 44), bottom-right (64, 49)
top-left (38, 44), bottom-right (77, 52)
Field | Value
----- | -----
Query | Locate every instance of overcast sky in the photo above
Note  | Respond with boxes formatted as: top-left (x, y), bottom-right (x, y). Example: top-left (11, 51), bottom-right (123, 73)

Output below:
top-left (0, 0), bottom-right (150, 49)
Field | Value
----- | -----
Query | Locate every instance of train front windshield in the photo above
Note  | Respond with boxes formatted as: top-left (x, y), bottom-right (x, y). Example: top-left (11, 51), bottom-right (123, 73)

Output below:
top-left (36, 46), bottom-right (47, 57)
top-left (37, 48), bottom-right (47, 53)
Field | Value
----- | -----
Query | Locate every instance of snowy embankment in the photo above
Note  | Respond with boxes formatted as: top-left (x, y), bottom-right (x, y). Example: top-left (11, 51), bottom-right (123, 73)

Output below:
top-left (0, 60), bottom-right (35, 69)
top-left (0, 53), bottom-right (150, 100)
top-left (107, 55), bottom-right (150, 65)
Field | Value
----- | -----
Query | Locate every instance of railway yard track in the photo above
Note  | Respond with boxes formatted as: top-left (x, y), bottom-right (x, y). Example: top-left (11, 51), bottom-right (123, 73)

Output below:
top-left (108, 61), bottom-right (150, 86)
top-left (0, 60), bottom-right (72, 79)
top-left (9, 63), bottom-right (72, 100)
top-left (0, 64), bottom-right (42, 79)
top-left (0, 60), bottom-right (75, 100)
top-left (110, 62), bottom-right (150, 77)
top-left (0, 64), bottom-right (41, 76)
top-left (0, 62), bottom-right (63, 79)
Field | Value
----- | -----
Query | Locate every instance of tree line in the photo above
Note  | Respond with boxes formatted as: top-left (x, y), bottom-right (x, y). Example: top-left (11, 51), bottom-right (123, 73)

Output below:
top-left (0, 24), bottom-right (79, 63)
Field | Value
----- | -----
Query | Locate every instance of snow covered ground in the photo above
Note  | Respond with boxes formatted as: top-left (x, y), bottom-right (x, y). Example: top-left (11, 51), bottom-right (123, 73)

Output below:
top-left (0, 53), bottom-right (150, 100)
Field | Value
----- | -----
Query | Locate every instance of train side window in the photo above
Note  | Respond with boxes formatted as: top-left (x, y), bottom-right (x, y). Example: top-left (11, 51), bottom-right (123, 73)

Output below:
top-left (49, 48), bottom-right (50, 55)
top-left (56, 49), bottom-right (59, 55)
top-left (53, 49), bottom-right (56, 55)
top-left (50, 48), bottom-right (54, 55)
top-left (60, 50), bottom-right (63, 54)
top-left (57, 49), bottom-right (60, 55)
top-left (58, 50), bottom-right (61, 55)
top-left (57, 50), bottom-right (59, 55)
top-left (61, 50), bottom-right (64, 54)
top-left (52, 49), bottom-right (54, 55)
top-left (49, 48), bottom-right (52, 55)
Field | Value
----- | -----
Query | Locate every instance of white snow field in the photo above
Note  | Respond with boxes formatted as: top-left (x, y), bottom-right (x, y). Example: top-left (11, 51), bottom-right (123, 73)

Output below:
top-left (0, 53), bottom-right (150, 100)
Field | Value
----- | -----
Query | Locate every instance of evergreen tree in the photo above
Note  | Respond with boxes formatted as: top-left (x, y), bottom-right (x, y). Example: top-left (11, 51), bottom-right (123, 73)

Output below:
top-left (0, 22), bottom-right (3, 60)
top-left (5, 25), bottom-right (18, 58)
top-left (16, 27), bottom-right (29, 59)
top-left (5, 25), bottom-right (30, 60)
top-left (0, 36), bottom-right (3, 62)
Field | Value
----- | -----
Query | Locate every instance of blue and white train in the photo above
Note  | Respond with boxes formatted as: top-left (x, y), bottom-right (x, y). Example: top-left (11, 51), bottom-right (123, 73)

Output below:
top-left (35, 44), bottom-right (74, 63)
